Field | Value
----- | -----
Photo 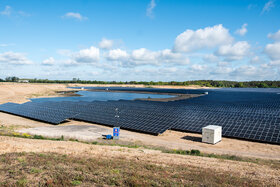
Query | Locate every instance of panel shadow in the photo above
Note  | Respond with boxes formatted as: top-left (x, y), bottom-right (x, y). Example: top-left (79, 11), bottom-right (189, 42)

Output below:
top-left (181, 135), bottom-right (202, 142)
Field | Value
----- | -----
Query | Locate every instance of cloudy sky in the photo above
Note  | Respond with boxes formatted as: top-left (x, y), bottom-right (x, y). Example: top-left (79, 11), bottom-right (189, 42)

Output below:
top-left (0, 0), bottom-right (280, 81)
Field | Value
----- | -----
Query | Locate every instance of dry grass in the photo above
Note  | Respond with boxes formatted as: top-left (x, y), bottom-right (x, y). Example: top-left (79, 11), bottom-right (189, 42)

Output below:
top-left (0, 152), bottom-right (268, 187)
top-left (1, 128), bottom-right (280, 170)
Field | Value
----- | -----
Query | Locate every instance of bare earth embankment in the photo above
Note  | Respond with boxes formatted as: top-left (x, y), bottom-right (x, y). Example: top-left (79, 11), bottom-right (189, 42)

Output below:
top-left (0, 83), bottom-right (279, 186)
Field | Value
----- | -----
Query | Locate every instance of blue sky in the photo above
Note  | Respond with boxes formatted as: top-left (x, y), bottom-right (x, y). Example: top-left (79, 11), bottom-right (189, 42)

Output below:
top-left (0, 0), bottom-right (280, 81)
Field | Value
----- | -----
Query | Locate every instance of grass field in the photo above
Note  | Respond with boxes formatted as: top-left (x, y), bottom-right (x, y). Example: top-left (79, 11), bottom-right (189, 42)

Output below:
top-left (0, 131), bottom-right (280, 186)
top-left (0, 152), bottom-right (267, 187)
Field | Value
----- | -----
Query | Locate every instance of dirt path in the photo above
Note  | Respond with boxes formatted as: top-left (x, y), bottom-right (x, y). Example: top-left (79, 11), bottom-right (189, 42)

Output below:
top-left (13, 120), bottom-right (280, 160)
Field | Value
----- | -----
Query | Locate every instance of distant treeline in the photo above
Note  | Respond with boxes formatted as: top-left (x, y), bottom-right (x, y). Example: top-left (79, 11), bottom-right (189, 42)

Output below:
top-left (1, 77), bottom-right (280, 88)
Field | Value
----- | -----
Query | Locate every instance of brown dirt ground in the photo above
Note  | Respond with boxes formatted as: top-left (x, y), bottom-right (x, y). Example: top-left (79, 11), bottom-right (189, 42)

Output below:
top-left (4, 117), bottom-right (280, 160)
top-left (0, 136), bottom-right (280, 185)
top-left (68, 83), bottom-right (213, 89)
top-left (0, 82), bottom-right (71, 104)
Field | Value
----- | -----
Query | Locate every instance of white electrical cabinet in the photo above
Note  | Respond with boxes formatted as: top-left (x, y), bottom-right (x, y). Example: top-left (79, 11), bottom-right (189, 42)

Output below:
top-left (202, 125), bottom-right (222, 144)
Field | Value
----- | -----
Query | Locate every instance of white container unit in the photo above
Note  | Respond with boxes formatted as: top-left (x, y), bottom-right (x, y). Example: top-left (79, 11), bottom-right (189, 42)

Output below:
top-left (202, 125), bottom-right (222, 144)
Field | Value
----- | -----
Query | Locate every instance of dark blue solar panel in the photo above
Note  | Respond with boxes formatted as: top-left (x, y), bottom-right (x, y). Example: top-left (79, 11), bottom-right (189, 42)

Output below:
top-left (0, 102), bottom-right (79, 124)
top-left (0, 88), bottom-right (280, 144)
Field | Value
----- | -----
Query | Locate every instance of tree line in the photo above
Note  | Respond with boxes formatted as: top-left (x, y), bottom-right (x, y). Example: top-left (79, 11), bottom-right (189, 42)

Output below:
top-left (1, 77), bottom-right (280, 88)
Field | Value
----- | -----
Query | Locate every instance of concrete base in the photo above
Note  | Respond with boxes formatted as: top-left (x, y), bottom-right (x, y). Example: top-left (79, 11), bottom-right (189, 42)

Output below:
top-left (17, 125), bottom-right (113, 142)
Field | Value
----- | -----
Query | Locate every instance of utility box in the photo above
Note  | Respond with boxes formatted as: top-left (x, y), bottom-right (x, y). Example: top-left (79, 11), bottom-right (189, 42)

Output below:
top-left (202, 125), bottom-right (222, 144)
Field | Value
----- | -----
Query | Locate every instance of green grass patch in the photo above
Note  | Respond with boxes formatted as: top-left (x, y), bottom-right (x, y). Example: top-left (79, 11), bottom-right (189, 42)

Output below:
top-left (71, 180), bottom-right (82, 186)
top-left (30, 167), bottom-right (42, 174)
top-left (16, 178), bottom-right (28, 186)
top-left (33, 135), bottom-right (45, 139)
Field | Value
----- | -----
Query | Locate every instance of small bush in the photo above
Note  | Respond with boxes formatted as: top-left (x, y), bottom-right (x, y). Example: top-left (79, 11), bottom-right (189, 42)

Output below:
top-left (30, 167), bottom-right (42, 174)
top-left (175, 150), bottom-right (187, 154)
top-left (71, 180), bottom-right (82, 186)
top-left (190, 150), bottom-right (200, 155)
top-left (16, 178), bottom-right (28, 186)
top-left (69, 138), bottom-right (79, 142)
top-left (12, 132), bottom-right (21, 137)
top-left (33, 135), bottom-right (45, 139)
top-left (22, 133), bottom-right (32, 138)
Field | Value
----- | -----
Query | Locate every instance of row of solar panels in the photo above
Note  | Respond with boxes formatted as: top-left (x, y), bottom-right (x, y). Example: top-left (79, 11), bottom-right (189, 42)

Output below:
top-left (0, 102), bottom-right (78, 124)
top-left (0, 89), bottom-right (280, 144)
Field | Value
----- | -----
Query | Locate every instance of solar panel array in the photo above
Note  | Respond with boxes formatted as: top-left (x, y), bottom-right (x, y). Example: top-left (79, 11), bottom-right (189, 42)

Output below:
top-left (0, 88), bottom-right (280, 144)
top-left (0, 102), bottom-right (78, 124)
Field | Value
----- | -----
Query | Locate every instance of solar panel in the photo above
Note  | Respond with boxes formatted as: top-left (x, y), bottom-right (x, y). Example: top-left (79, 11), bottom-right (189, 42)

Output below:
top-left (0, 102), bottom-right (79, 124)
top-left (0, 88), bottom-right (279, 144)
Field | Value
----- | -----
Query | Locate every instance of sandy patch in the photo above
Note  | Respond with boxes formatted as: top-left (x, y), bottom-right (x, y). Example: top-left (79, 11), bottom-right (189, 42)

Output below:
top-left (0, 82), bottom-right (71, 104)
top-left (14, 120), bottom-right (280, 160)
top-left (68, 83), bottom-right (213, 89)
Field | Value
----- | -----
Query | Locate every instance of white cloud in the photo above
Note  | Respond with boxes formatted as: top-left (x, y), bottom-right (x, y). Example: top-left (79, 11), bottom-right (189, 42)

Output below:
top-left (42, 57), bottom-right (55, 66)
top-left (146, 0), bottom-right (156, 18)
top-left (235, 23), bottom-right (248, 36)
top-left (250, 56), bottom-right (266, 64)
top-left (265, 31), bottom-right (280, 62)
top-left (57, 49), bottom-right (72, 56)
top-left (211, 66), bottom-right (233, 75)
top-left (217, 61), bottom-right (230, 67)
top-left (265, 30), bottom-right (280, 62)
top-left (99, 38), bottom-right (113, 49)
top-left (191, 64), bottom-right (207, 71)
top-left (265, 42), bottom-right (280, 60)
top-left (231, 66), bottom-right (257, 76)
top-left (159, 67), bottom-right (178, 73)
top-left (173, 24), bottom-right (233, 52)
top-left (106, 50), bottom-right (125, 61)
top-left (0, 51), bottom-right (32, 65)
top-left (261, 0), bottom-right (274, 14)
top-left (63, 59), bottom-right (79, 66)
top-left (105, 48), bottom-right (189, 66)
top-left (203, 54), bottom-right (219, 63)
top-left (62, 12), bottom-right (87, 21)
top-left (107, 49), bottom-right (128, 61)
top-left (229, 65), bottom-right (277, 80)
top-left (269, 60), bottom-right (280, 66)
top-left (18, 27), bottom-right (280, 81)
top-left (0, 5), bottom-right (30, 17)
top-left (131, 48), bottom-right (158, 61)
top-left (160, 49), bottom-right (181, 60)
top-left (215, 41), bottom-right (250, 61)
top-left (0, 5), bottom-right (11, 16)
top-left (73, 46), bottom-right (100, 63)
top-left (129, 48), bottom-right (190, 65)
top-left (159, 49), bottom-right (190, 64)
top-left (268, 30), bottom-right (280, 41)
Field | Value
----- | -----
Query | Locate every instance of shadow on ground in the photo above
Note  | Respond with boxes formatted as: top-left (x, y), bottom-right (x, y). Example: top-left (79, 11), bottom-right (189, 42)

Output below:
top-left (181, 135), bottom-right (202, 142)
